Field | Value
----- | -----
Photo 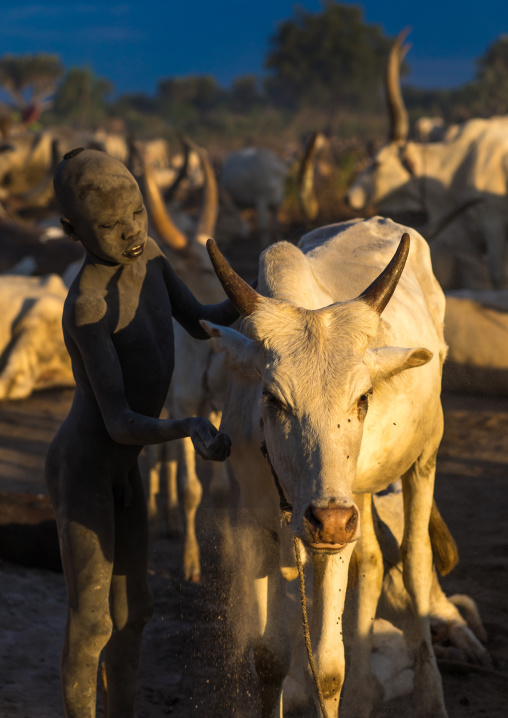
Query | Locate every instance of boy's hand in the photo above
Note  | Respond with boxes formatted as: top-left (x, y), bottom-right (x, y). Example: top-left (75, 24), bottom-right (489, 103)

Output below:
top-left (187, 417), bottom-right (232, 461)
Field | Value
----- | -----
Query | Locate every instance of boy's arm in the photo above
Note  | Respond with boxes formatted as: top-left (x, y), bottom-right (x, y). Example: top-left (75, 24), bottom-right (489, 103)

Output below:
top-left (67, 296), bottom-right (230, 459)
top-left (162, 256), bottom-right (241, 339)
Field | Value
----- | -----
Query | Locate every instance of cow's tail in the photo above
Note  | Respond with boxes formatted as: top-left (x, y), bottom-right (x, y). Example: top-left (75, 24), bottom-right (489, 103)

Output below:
top-left (429, 499), bottom-right (459, 576)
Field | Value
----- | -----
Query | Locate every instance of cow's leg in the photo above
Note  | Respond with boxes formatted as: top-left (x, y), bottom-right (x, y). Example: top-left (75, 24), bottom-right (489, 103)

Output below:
top-left (341, 493), bottom-right (384, 717)
top-left (164, 439), bottom-right (181, 535)
top-left (209, 411), bottom-right (231, 557)
top-left (144, 443), bottom-right (162, 541)
top-left (429, 569), bottom-right (490, 666)
top-left (401, 432), bottom-right (448, 718)
top-left (180, 435), bottom-right (203, 582)
top-left (250, 528), bottom-right (291, 718)
top-left (103, 464), bottom-right (154, 718)
top-left (308, 543), bottom-right (355, 718)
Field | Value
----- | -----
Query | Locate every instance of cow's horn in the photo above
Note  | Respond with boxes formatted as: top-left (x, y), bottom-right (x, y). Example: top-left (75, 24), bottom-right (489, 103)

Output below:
top-left (141, 159), bottom-right (188, 251)
top-left (298, 131), bottom-right (328, 221)
top-left (206, 238), bottom-right (260, 316)
top-left (358, 233), bottom-right (410, 314)
top-left (163, 133), bottom-right (190, 204)
top-left (386, 28), bottom-right (410, 142)
top-left (193, 141), bottom-right (218, 242)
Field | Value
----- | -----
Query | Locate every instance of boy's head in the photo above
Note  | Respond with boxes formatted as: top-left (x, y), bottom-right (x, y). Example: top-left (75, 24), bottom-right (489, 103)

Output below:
top-left (54, 148), bottom-right (148, 264)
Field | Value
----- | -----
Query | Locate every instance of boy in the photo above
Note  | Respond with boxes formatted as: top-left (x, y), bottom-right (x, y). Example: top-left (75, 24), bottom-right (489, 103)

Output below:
top-left (46, 148), bottom-right (236, 717)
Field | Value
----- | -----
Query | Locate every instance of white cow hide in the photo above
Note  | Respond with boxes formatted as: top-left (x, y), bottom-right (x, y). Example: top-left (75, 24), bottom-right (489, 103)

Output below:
top-left (202, 216), bottom-right (449, 717)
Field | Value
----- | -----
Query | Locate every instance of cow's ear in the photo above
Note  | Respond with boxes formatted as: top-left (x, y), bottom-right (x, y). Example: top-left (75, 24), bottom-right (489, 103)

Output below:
top-left (200, 321), bottom-right (263, 380)
top-left (366, 346), bottom-right (433, 382)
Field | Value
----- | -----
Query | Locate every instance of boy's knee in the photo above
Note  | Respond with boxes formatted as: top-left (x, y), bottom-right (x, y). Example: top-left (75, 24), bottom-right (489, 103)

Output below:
top-left (69, 611), bottom-right (113, 651)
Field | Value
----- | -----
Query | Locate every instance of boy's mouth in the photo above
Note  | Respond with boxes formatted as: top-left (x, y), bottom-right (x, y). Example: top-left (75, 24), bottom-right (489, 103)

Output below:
top-left (123, 242), bottom-right (145, 258)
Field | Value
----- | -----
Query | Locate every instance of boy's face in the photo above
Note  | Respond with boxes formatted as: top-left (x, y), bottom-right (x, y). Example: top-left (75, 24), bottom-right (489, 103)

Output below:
top-left (67, 170), bottom-right (148, 265)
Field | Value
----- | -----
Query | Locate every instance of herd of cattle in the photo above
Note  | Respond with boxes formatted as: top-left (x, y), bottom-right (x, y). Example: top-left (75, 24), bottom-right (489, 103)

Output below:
top-left (0, 29), bottom-right (507, 717)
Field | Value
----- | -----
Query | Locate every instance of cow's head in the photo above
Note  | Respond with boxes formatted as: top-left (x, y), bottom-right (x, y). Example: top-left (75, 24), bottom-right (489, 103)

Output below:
top-left (346, 141), bottom-right (424, 214)
top-left (345, 29), bottom-right (424, 215)
top-left (201, 234), bottom-right (432, 553)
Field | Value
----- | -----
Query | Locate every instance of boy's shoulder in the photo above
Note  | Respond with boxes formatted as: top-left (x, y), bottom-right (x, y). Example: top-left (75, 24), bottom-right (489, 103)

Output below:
top-left (64, 284), bottom-right (108, 333)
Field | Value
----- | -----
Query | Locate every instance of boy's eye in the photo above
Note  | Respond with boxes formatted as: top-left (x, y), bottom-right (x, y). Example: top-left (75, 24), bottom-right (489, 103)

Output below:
top-left (99, 222), bottom-right (117, 229)
top-left (134, 208), bottom-right (144, 215)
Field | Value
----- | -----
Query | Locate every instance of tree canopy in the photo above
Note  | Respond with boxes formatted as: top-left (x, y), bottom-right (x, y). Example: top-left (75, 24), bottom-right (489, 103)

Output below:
top-left (51, 68), bottom-right (112, 128)
top-left (264, 1), bottom-right (392, 112)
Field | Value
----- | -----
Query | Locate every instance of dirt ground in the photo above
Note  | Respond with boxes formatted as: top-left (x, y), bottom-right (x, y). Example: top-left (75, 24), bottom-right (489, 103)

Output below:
top-left (0, 387), bottom-right (507, 718)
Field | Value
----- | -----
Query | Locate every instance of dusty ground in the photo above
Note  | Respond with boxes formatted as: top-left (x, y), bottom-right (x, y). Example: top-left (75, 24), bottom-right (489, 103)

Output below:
top-left (0, 388), bottom-right (507, 717)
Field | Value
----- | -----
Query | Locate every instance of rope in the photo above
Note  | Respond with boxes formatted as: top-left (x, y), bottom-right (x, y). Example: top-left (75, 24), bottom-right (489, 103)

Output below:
top-left (259, 440), bottom-right (329, 718)
top-left (292, 532), bottom-right (329, 718)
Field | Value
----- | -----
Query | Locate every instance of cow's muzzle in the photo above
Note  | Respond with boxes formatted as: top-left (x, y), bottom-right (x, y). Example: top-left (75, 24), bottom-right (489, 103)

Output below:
top-left (304, 502), bottom-right (358, 552)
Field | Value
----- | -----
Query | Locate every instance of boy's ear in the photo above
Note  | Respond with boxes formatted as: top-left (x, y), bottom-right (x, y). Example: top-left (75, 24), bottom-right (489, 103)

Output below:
top-left (60, 217), bottom-right (77, 241)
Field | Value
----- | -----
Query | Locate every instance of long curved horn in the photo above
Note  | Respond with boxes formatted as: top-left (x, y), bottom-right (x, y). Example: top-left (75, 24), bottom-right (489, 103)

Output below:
top-left (190, 140), bottom-right (218, 242)
top-left (141, 159), bottom-right (188, 251)
top-left (386, 29), bottom-right (411, 142)
top-left (358, 233), bottom-right (410, 314)
top-left (298, 131), bottom-right (328, 221)
top-left (163, 133), bottom-right (190, 204)
top-left (206, 238), bottom-right (260, 316)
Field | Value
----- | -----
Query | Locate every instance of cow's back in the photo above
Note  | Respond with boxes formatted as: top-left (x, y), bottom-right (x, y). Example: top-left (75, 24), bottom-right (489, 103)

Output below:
top-left (260, 217), bottom-right (445, 351)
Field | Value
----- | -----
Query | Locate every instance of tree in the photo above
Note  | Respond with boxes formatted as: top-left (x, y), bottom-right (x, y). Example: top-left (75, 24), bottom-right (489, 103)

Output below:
top-left (229, 75), bottom-right (263, 112)
top-left (52, 68), bottom-right (112, 128)
top-left (157, 76), bottom-right (223, 114)
top-left (264, 1), bottom-right (392, 114)
top-left (474, 35), bottom-right (508, 115)
top-left (0, 54), bottom-right (63, 122)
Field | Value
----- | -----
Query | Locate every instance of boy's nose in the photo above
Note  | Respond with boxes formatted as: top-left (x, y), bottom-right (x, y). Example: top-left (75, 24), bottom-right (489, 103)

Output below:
top-left (121, 222), bottom-right (136, 240)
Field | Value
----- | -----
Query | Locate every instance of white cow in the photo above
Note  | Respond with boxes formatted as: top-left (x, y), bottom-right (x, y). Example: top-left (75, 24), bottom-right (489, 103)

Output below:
top-left (345, 31), bottom-right (508, 290)
top-left (201, 216), bottom-right (450, 717)
top-left (0, 274), bottom-right (73, 400)
top-left (221, 147), bottom-right (287, 248)
top-left (141, 140), bottom-right (232, 580)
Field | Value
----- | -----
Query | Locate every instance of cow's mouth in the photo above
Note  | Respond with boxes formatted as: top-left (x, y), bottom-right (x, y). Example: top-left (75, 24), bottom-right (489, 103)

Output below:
top-left (307, 541), bottom-right (348, 555)
top-left (123, 242), bottom-right (145, 258)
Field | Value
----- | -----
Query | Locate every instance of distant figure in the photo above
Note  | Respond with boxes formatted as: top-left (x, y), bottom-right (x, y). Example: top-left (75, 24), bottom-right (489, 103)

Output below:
top-left (46, 148), bottom-right (237, 717)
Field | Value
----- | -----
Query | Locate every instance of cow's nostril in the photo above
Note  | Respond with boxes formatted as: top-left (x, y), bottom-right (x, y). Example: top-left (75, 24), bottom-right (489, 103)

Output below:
top-left (306, 503), bottom-right (358, 544)
top-left (305, 505), bottom-right (323, 530)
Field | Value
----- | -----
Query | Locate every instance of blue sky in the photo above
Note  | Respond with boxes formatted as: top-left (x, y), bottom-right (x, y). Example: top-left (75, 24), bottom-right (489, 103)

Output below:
top-left (1, 1), bottom-right (507, 96)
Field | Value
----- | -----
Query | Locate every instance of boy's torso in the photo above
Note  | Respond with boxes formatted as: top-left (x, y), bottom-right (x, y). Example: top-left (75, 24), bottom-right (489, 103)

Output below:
top-left (65, 239), bottom-right (175, 419)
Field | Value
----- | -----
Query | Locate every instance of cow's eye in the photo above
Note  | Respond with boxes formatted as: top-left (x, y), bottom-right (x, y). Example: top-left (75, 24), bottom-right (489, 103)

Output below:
top-left (262, 389), bottom-right (286, 411)
top-left (357, 388), bottom-right (373, 419)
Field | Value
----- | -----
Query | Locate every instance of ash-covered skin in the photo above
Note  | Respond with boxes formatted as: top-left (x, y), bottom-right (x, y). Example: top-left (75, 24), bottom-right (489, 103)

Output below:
top-left (46, 148), bottom-right (238, 718)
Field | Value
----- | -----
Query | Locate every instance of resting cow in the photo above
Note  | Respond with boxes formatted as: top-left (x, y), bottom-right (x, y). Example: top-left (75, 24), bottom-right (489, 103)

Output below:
top-left (201, 217), bottom-right (450, 717)
top-left (0, 274), bottom-right (74, 400)
top-left (443, 289), bottom-right (508, 395)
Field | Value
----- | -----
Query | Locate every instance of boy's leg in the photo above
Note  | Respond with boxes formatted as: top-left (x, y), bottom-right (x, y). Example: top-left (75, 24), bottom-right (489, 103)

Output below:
top-left (104, 463), bottom-right (154, 718)
top-left (55, 485), bottom-right (115, 718)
